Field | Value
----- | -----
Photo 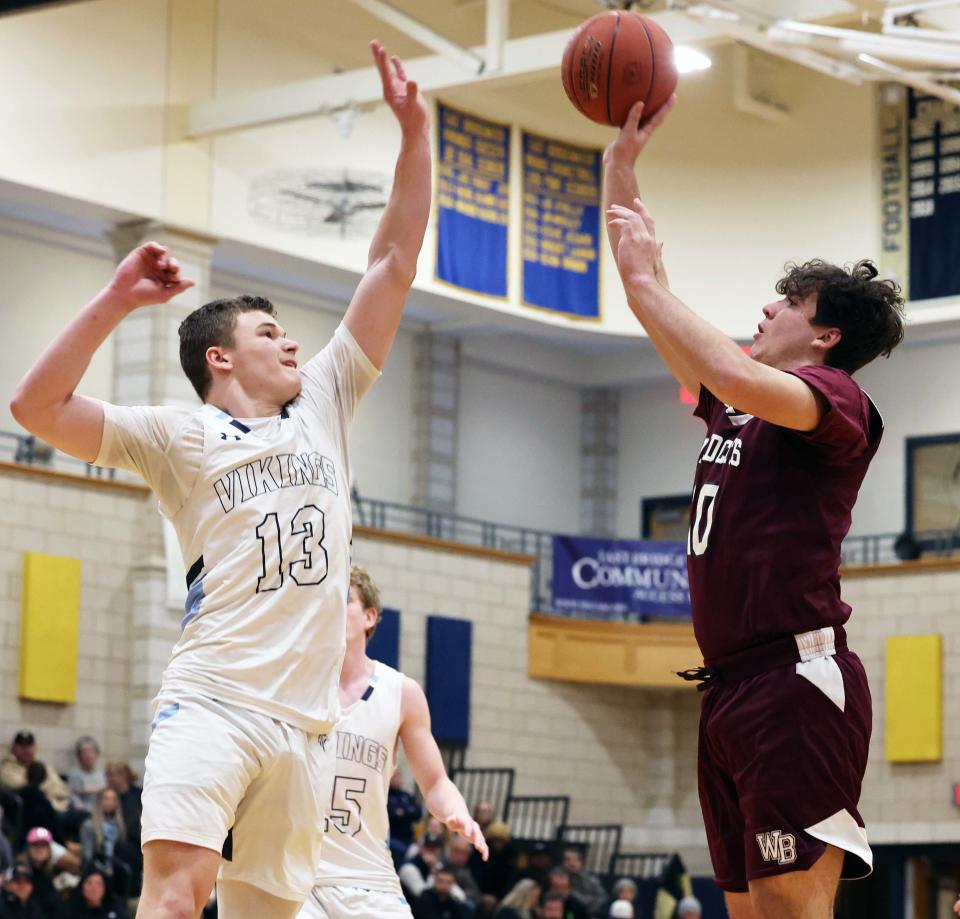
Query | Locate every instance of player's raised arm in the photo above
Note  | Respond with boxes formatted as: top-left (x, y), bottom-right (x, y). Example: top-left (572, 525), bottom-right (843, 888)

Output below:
top-left (608, 199), bottom-right (824, 431)
top-left (341, 41), bottom-right (431, 371)
top-left (602, 99), bottom-right (704, 402)
top-left (398, 676), bottom-right (489, 861)
top-left (9, 244), bottom-right (194, 461)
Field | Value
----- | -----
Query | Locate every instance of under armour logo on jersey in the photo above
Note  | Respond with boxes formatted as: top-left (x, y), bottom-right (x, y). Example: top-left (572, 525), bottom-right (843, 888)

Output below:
top-left (220, 432), bottom-right (242, 441)
top-left (756, 830), bottom-right (797, 865)
top-left (318, 734), bottom-right (329, 751)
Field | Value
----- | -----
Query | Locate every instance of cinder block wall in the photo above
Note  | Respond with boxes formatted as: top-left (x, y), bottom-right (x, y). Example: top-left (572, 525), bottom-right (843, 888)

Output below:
top-left (2, 464), bottom-right (958, 876)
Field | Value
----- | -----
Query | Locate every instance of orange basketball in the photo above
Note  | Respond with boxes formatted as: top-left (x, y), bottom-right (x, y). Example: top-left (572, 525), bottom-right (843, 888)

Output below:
top-left (561, 10), bottom-right (678, 127)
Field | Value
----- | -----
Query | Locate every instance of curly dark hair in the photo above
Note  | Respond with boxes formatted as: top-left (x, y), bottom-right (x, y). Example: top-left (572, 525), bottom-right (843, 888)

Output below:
top-left (178, 295), bottom-right (277, 400)
top-left (775, 259), bottom-right (905, 375)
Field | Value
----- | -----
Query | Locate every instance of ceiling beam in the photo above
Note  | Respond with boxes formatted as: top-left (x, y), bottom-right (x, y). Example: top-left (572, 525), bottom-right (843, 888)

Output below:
top-left (349, 0), bottom-right (484, 73)
top-left (185, 11), bottom-right (718, 138)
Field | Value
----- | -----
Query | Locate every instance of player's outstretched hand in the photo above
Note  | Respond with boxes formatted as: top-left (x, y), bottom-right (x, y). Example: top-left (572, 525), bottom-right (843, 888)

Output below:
top-left (108, 243), bottom-right (195, 309)
top-left (604, 94), bottom-right (675, 168)
top-left (445, 813), bottom-right (489, 862)
top-left (372, 40), bottom-right (429, 137)
top-left (607, 198), bottom-right (662, 286)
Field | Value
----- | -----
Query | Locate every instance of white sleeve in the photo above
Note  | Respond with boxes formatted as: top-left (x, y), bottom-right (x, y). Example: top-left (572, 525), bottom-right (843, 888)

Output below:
top-left (94, 403), bottom-right (199, 513)
top-left (297, 324), bottom-right (381, 427)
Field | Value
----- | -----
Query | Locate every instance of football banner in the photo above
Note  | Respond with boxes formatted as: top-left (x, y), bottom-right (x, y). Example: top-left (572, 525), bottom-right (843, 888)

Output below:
top-left (551, 535), bottom-right (690, 620)
top-left (879, 84), bottom-right (960, 301)
top-left (522, 131), bottom-right (602, 318)
top-left (436, 102), bottom-right (510, 297)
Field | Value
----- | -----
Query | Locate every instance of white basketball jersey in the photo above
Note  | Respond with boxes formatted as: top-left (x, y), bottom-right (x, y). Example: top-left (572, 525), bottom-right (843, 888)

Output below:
top-left (316, 661), bottom-right (404, 894)
top-left (95, 325), bottom-right (379, 732)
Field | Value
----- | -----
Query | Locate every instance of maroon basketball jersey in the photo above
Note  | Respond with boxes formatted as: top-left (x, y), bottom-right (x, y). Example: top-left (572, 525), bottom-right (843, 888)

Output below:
top-left (688, 364), bottom-right (883, 663)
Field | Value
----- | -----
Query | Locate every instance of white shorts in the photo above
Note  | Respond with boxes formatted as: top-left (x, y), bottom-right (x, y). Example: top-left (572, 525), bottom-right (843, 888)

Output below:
top-left (142, 692), bottom-right (335, 901)
top-left (298, 886), bottom-right (412, 919)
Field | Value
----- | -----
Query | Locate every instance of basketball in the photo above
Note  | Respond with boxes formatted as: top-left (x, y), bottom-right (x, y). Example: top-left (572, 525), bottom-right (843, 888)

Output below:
top-left (561, 10), bottom-right (678, 127)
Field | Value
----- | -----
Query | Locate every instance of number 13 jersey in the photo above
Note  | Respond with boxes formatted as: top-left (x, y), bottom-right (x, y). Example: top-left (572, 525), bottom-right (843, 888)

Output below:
top-left (94, 324), bottom-right (380, 733)
top-left (317, 661), bottom-right (404, 894)
top-left (688, 364), bottom-right (883, 665)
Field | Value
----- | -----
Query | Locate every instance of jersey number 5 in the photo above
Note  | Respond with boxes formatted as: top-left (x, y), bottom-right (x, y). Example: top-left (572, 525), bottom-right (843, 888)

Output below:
top-left (255, 504), bottom-right (329, 593)
top-left (688, 483), bottom-right (719, 556)
top-left (326, 775), bottom-right (366, 837)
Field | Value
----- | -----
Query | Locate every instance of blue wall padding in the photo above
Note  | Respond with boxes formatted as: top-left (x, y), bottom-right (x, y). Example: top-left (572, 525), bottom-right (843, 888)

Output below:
top-left (368, 608), bottom-right (400, 670)
top-left (425, 616), bottom-right (472, 747)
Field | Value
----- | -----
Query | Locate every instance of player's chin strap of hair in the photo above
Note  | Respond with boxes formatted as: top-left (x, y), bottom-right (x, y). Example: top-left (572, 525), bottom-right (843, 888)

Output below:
top-left (676, 666), bottom-right (718, 691)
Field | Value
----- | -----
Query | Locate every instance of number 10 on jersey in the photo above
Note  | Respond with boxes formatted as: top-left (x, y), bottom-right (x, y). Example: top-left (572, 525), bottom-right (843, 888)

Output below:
top-left (688, 483), bottom-right (719, 556)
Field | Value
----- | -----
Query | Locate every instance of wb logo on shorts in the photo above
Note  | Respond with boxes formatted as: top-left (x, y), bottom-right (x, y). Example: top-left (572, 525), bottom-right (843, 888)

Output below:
top-left (756, 830), bottom-right (797, 865)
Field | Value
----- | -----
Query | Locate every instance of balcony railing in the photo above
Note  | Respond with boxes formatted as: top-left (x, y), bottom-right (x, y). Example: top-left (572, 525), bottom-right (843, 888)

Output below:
top-left (2, 428), bottom-right (957, 615)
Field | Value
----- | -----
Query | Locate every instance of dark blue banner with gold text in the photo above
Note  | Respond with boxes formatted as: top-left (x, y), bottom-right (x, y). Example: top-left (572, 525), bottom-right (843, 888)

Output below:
top-left (522, 132), bottom-right (601, 319)
top-left (436, 103), bottom-right (509, 297)
top-left (907, 90), bottom-right (960, 300)
top-left (552, 536), bottom-right (690, 621)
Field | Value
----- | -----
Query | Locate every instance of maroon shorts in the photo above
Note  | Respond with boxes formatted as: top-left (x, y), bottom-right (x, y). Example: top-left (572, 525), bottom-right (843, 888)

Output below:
top-left (698, 650), bottom-right (873, 892)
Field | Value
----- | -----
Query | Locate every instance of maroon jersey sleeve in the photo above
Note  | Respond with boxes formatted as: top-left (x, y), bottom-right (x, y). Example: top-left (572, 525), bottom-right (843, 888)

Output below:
top-left (784, 365), bottom-right (882, 461)
top-left (694, 386), bottom-right (722, 425)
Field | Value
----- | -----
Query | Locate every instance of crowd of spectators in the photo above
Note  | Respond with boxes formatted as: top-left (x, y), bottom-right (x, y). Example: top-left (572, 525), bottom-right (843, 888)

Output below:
top-left (0, 730), bottom-right (141, 919)
top-left (387, 789), bottom-right (703, 919)
top-left (4, 738), bottom-right (704, 919)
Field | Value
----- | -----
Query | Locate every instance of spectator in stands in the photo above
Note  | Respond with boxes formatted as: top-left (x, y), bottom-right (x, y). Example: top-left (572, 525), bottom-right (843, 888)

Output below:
top-left (388, 770), bottom-right (422, 869)
top-left (675, 896), bottom-right (701, 919)
top-left (471, 801), bottom-right (494, 836)
top-left (66, 741), bottom-right (105, 817)
top-left (494, 878), bottom-right (541, 919)
top-left (399, 831), bottom-right (445, 903)
top-left (544, 868), bottom-right (587, 919)
top-left (412, 864), bottom-right (467, 919)
top-left (0, 864), bottom-right (44, 919)
top-left (609, 879), bottom-right (636, 909)
top-left (21, 826), bottom-right (81, 879)
top-left (78, 792), bottom-right (125, 874)
top-left (562, 848), bottom-right (607, 918)
top-left (0, 733), bottom-right (69, 815)
top-left (540, 892), bottom-right (568, 919)
top-left (63, 865), bottom-right (129, 919)
top-left (518, 841), bottom-right (554, 891)
top-left (0, 808), bottom-right (12, 876)
top-left (15, 829), bottom-right (64, 919)
top-left (608, 901), bottom-right (633, 919)
top-left (103, 765), bottom-right (141, 895)
top-left (102, 767), bottom-right (139, 838)
top-left (473, 821), bottom-right (516, 912)
top-left (446, 834), bottom-right (482, 909)
top-left (18, 764), bottom-right (63, 846)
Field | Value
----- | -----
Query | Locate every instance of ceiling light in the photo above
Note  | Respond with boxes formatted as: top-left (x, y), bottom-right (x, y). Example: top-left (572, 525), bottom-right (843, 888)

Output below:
top-left (674, 45), bottom-right (712, 73)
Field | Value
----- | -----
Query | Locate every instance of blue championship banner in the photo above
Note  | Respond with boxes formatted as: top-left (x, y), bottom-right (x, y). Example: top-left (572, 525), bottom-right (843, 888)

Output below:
top-left (551, 536), bottom-right (690, 621)
top-left (879, 84), bottom-right (960, 300)
top-left (436, 103), bottom-right (509, 296)
top-left (522, 132), bottom-right (601, 318)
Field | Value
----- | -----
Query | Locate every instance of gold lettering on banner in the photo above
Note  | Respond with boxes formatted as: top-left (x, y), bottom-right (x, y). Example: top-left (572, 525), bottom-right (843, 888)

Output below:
top-left (878, 83), bottom-right (909, 294)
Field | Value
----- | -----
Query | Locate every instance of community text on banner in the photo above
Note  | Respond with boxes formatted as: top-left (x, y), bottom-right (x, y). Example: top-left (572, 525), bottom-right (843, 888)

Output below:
top-left (436, 102), bottom-right (510, 297)
top-left (551, 535), bottom-right (690, 621)
top-left (522, 131), bottom-right (601, 319)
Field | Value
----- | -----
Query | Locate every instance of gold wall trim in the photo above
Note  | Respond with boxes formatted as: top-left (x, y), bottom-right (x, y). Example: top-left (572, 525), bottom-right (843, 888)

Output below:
top-left (528, 613), bottom-right (701, 689)
top-left (354, 525), bottom-right (535, 567)
top-left (0, 461), bottom-right (150, 497)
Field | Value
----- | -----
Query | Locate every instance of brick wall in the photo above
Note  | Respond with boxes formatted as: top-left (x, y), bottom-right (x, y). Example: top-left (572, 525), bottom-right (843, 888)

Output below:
top-left (0, 465), bottom-right (153, 776)
top-left (2, 463), bottom-right (956, 877)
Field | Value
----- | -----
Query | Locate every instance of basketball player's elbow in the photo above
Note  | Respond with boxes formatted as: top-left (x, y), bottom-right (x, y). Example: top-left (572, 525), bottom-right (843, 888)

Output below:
top-left (9, 385), bottom-right (41, 433)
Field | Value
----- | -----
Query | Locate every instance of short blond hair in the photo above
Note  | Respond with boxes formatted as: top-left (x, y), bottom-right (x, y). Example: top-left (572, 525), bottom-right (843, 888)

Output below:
top-left (350, 564), bottom-right (382, 642)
